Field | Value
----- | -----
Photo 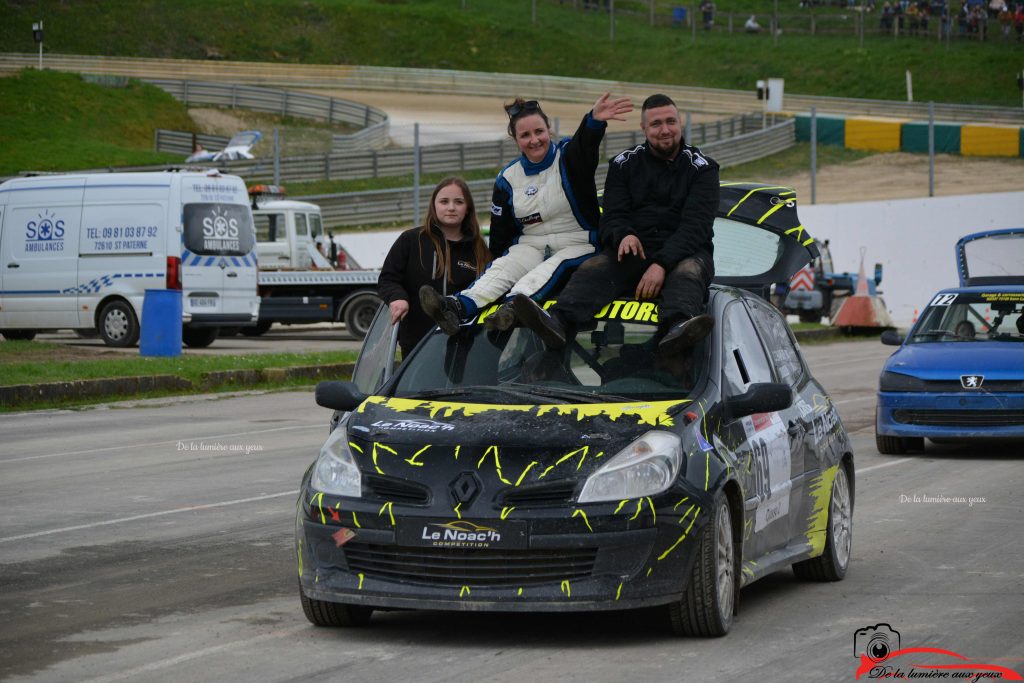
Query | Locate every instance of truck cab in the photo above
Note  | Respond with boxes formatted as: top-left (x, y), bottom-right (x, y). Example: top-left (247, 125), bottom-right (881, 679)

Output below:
top-left (250, 186), bottom-right (326, 270)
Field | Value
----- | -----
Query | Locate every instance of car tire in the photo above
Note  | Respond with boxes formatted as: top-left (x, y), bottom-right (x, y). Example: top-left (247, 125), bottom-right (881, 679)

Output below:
top-left (876, 433), bottom-right (923, 455)
top-left (2, 329), bottom-right (37, 341)
top-left (299, 588), bottom-right (373, 627)
top-left (98, 300), bottom-right (140, 347)
top-left (182, 327), bottom-right (220, 348)
top-left (667, 491), bottom-right (735, 637)
top-left (343, 293), bottom-right (382, 340)
top-left (793, 462), bottom-right (853, 582)
top-left (241, 321), bottom-right (272, 337)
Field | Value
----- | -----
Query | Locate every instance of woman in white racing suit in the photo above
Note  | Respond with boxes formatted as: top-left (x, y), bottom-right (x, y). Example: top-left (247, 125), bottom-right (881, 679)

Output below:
top-left (421, 92), bottom-right (632, 334)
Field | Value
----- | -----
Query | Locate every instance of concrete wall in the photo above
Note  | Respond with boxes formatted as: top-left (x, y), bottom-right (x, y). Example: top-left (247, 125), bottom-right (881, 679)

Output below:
top-left (801, 191), bottom-right (1024, 326)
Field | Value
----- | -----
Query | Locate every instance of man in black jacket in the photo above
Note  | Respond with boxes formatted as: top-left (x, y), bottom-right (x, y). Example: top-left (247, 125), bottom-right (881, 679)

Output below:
top-left (515, 93), bottom-right (718, 356)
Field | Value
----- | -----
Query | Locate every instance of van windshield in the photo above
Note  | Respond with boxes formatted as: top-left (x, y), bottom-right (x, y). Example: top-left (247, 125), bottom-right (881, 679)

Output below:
top-left (183, 203), bottom-right (255, 256)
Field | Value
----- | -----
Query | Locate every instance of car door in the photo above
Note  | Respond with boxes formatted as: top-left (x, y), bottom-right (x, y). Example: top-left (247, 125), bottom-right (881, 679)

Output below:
top-left (1, 183), bottom-right (84, 328)
top-left (350, 303), bottom-right (400, 395)
top-left (720, 300), bottom-right (799, 559)
top-left (744, 295), bottom-right (816, 546)
top-left (712, 182), bottom-right (819, 298)
top-left (253, 211), bottom-right (290, 267)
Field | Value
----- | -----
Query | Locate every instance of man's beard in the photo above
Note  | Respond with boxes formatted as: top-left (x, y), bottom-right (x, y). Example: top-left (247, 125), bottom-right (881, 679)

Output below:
top-left (648, 137), bottom-right (681, 159)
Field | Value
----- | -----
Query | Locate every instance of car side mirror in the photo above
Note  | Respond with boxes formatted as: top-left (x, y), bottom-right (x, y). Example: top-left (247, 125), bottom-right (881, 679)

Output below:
top-left (880, 330), bottom-right (904, 346)
top-left (725, 382), bottom-right (792, 420)
top-left (315, 381), bottom-right (368, 412)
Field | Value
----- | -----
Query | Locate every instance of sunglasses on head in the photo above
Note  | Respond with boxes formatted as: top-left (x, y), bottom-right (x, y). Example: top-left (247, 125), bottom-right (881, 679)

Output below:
top-left (504, 100), bottom-right (540, 118)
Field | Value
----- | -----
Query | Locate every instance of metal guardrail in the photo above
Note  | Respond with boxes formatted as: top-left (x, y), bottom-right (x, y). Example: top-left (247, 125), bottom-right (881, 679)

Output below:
top-left (148, 79), bottom-right (389, 153)
top-left (3, 54), bottom-right (1021, 125)
top-left (295, 120), bottom-right (797, 229)
top-left (150, 112), bottom-right (761, 184)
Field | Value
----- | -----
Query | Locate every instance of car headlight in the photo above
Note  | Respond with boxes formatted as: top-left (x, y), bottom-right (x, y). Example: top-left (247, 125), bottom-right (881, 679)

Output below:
top-left (878, 371), bottom-right (927, 392)
top-left (310, 426), bottom-right (361, 498)
top-left (577, 430), bottom-right (682, 503)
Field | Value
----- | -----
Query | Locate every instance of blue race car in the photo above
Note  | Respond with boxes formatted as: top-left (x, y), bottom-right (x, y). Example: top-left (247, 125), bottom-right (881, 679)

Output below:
top-left (876, 228), bottom-right (1024, 454)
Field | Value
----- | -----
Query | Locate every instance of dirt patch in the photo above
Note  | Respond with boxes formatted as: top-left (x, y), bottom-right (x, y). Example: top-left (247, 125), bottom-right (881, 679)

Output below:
top-left (188, 107), bottom-right (354, 157)
top-left (309, 90), bottom-right (1024, 201)
top-left (767, 151), bottom-right (1024, 203)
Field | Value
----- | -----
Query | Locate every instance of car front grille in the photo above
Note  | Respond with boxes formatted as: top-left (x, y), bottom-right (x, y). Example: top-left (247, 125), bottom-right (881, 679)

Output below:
top-left (363, 475), bottom-right (430, 505)
top-left (343, 542), bottom-right (598, 587)
top-left (893, 409), bottom-right (1024, 427)
top-left (919, 380), bottom-right (1024, 392)
top-left (500, 481), bottom-right (577, 507)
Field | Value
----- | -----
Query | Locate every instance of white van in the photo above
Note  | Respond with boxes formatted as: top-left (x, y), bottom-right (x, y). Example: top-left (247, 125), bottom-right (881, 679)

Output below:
top-left (0, 171), bottom-right (259, 348)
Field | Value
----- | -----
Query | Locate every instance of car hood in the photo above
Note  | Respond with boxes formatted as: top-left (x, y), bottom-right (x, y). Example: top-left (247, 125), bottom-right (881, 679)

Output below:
top-left (347, 396), bottom-right (690, 481)
top-left (885, 343), bottom-right (1024, 381)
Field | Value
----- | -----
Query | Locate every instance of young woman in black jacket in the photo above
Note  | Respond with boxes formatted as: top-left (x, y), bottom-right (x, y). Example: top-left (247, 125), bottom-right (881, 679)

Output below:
top-left (377, 177), bottom-right (490, 357)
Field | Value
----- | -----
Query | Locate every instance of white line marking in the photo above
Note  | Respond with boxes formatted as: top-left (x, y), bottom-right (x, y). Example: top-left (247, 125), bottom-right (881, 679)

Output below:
top-left (857, 458), bottom-right (912, 474)
top-left (77, 625), bottom-right (309, 683)
top-left (0, 490), bottom-right (300, 544)
top-left (1, 425), bottom-right (320, 465)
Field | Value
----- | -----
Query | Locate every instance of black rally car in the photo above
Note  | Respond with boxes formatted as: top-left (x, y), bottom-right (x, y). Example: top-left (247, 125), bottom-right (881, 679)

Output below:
top-left (296, 183), bottom-right (854, 636)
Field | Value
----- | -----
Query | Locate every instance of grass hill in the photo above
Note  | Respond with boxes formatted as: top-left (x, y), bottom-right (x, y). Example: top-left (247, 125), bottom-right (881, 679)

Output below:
top-left (0, 0), bottom-right (1019, 106)
top-left (0, 70), bottom-right (196, 175)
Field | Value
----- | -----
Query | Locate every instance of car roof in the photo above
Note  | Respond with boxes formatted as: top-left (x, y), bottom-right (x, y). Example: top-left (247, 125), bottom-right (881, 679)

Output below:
top-left (955, 228), bottom-right (1024, 287)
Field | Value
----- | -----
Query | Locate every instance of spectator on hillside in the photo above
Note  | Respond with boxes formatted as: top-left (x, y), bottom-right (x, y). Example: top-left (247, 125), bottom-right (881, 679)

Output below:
top-left (998, 3), bottom-right (1013, 36)
top-left (881, 1), bottom-right (895, 30)
top-left (745, 14), bottom-right (762, 32)
top-left (701, 1), bottom-right (716, 29)
top-left (1014, 3), bottom-right (1024, 39)
top-left (906, 2), bottom-right (920, 33)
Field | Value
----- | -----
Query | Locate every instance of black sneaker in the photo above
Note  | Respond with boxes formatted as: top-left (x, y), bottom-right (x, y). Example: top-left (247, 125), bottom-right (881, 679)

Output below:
top-left (483, 300), bottom-right (517, 332)
top-left (512, 293), bottom-right (567, 350)
top-left (658, 314), bottom-right (714, 357)
top-left (419, 286), bottom-right (462, 336)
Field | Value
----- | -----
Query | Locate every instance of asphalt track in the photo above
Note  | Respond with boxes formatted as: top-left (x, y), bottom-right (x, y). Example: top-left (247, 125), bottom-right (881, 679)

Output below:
top-left (1, 340), bottom-right (1022, 682)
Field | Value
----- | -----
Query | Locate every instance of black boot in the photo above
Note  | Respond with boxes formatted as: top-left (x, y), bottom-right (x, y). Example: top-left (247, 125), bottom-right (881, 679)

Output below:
top-left (658, 313), bottom-right (714, 357)
top-left (512, 293), bottom-right (567, 350)
top-left (419, 286), bottom-right (464, 336)
top-left (483, 299), bottom-right (517, 332)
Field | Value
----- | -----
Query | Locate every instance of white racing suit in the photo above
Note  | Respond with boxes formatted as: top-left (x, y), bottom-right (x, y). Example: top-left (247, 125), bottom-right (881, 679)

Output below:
top-left (455, 113), bottom-right (606, 315)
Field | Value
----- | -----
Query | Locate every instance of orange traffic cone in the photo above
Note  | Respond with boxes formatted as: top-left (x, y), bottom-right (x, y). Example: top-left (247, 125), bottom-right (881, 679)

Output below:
top-left (831, 247), bottom-right (895, 331)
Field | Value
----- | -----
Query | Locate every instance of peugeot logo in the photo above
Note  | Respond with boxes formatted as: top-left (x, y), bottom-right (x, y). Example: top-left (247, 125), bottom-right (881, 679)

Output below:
top-left (449, 472), bottom-right (481, 506)
top-left (960, 375), bottom-right (984, 389)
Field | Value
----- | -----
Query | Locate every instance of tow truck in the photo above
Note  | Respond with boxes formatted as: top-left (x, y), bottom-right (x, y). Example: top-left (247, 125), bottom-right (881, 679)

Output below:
top-left (242, 186), bottom-right (381, 339)
top-left (775, 240), bottom-right (883, 324)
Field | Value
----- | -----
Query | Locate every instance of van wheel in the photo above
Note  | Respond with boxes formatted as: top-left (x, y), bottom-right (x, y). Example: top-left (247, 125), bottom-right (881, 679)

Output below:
top-left (798, 310), bottom-right (822, 324)
top-left (241, 321), bottom-right (272, 336)
top-left (99, 300), bottom-right (139, 347)
top-left (343, 293), bottom-right (382, 340)
top-left (2, 330), bottom-right (37, 341)
top-left (182, 327), bottom-right (220, 348)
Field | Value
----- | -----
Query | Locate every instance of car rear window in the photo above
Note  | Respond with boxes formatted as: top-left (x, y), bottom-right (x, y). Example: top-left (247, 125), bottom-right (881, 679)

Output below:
top-left (183, 203), bottom-right (256, 256)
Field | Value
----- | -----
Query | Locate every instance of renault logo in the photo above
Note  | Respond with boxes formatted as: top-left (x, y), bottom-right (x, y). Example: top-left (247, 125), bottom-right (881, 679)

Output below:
top-left (960, 375), bottom-right (984, 389)
top-left (449, 472), bottom-right (481, 506)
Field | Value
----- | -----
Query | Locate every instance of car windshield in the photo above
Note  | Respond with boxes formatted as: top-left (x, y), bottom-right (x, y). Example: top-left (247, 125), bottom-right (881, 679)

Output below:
top-left (391, 307), bottom-right (706, 403)
top-left (909, 292), bottom-right (1024, 343)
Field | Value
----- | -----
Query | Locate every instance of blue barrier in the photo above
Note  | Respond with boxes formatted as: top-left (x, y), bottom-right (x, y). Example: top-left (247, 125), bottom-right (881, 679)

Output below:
top-left (140, 289), bottom-right (182, 357)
